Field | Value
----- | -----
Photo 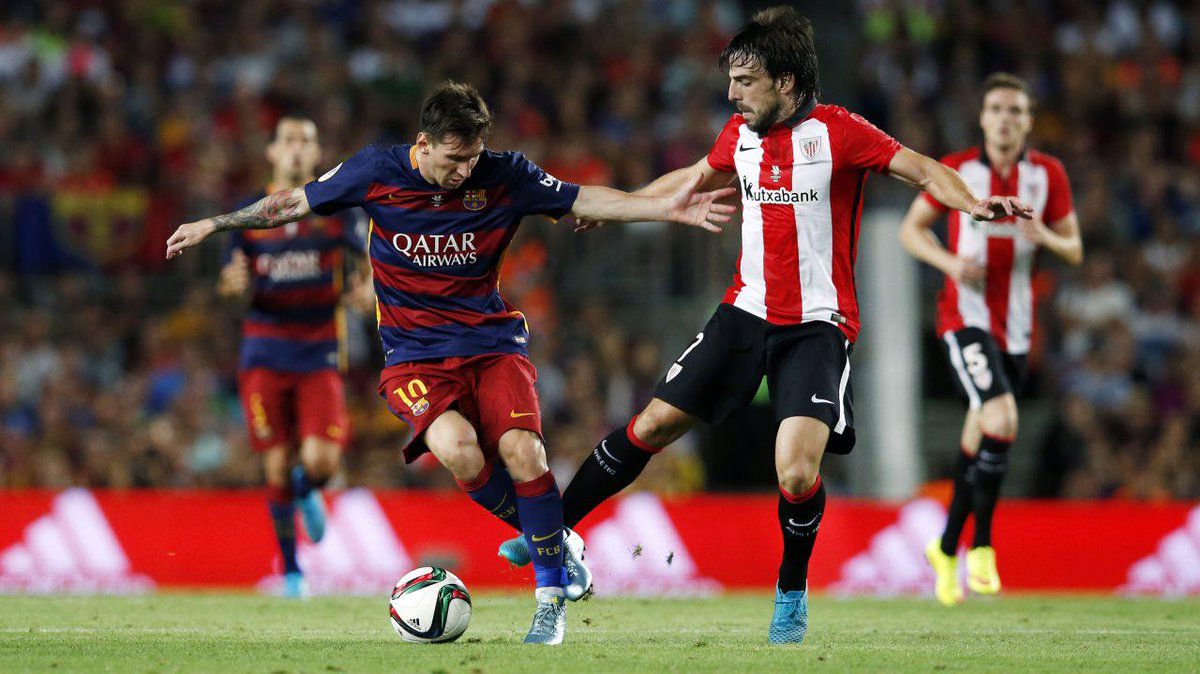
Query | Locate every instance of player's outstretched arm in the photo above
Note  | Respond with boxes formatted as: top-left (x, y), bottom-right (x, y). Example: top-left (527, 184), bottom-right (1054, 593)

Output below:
top-left (166, 187), bottom-right (312, 259)
top-left (887, 148), bottom-right (1034, 222)
top-left (898, 196), bottom-right (985, 289)
top-left (574, 157), bottom-right (736, 232)
top-left (571, 174), bottom-right (737, 232)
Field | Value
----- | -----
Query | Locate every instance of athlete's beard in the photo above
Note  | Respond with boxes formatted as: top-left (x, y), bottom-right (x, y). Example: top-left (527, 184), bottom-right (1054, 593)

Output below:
top-left (746, 99), bottom-right (783, 134)
top-left (745, 95), bottom-right (802, 135)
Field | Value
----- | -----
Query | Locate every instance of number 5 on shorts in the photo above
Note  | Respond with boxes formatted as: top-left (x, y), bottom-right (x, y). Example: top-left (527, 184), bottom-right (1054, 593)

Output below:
top-left (961, 343), bottom-right (993, 390)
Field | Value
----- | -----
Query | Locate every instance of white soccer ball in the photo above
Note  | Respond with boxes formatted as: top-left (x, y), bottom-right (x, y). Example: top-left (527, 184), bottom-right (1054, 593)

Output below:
top-left (388, 566), bottom-right (472, 643)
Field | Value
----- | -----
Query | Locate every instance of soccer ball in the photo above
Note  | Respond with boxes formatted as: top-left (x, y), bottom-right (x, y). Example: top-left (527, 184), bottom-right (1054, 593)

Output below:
top-left (388, 566), bottom-right (472, 643)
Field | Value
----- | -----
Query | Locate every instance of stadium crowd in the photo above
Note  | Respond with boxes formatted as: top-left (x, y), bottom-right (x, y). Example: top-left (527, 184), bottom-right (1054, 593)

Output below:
top-left (0, 0), bottom-right (1198, 498)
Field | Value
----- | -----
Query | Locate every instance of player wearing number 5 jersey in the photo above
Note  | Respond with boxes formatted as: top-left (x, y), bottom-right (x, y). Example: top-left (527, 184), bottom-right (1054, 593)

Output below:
top-left (499, 6), bottom-right (1034, 644)
top-left (900, 73), bottom-right (1083, 607)
top-left (166, 81), bottom-right (736, 645)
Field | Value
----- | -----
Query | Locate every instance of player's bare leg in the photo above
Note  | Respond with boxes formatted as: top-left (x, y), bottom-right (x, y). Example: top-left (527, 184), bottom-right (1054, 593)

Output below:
top-left (496, 428), bottom-right (570, 644)
top-left (263, 444), bottom-right (306, 598)
top-left (499, 398), bottom-right (697, 572)
top-left (968, 394), bottom-right (1017, 595)
top-left (291, 436), bottom-right (340, 544)
top-left (770, 416), bottom-right (829, 644)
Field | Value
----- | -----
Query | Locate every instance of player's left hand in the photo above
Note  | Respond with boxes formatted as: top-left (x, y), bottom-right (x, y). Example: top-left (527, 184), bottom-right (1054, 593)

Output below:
top-left (166, 219), bottom-right (217, 259)
top-left (344, 275), bottom-right (376, 314)
top-left (666, 173), bottom-right (738, 232)
top-left (970, 195), bottom-right (1033, 222)
top-left (1017, 218), bottom-right (1052, 245)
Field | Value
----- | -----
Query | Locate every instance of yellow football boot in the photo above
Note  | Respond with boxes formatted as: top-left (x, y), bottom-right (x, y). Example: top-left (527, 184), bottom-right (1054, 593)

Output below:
top-left (966, 546), bottom-right (1001, 594)
top-left (925, 539), bottom-right (963, 606)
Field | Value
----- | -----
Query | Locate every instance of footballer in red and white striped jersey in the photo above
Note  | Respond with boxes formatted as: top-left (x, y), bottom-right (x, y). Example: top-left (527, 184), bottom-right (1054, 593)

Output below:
top-left (899, 73), bottom-right (1082, 605)
top-left (707, 101), bottom-right (902, 341)
top-left (923, 146), bottom-right (1073, 354)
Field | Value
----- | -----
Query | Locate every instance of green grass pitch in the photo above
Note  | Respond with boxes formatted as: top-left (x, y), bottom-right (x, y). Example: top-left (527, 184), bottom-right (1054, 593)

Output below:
top-left (2, 593), bottom-right (1198, 673)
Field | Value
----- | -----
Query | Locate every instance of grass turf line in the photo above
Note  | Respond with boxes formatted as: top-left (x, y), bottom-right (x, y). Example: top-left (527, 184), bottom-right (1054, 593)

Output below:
top-left (1, 593), bottom-right (1197, 673)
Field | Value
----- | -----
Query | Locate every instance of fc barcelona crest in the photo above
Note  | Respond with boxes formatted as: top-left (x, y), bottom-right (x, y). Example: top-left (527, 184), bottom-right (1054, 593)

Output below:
top-left (463, 189), bottom-right (488, 211)
top-left (410, 397), bottom-right (430, 416)
top-left (799, 136), bottom-right (823, 162)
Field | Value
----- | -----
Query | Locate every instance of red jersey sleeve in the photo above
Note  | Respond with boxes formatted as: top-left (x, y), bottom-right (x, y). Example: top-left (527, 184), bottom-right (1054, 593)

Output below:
top-left (706, 114), bottom-right (743, 173)
top-left (836, 110), bottom-right (902, 173)
top-left (1043, 157), bottom-right (1074, 223)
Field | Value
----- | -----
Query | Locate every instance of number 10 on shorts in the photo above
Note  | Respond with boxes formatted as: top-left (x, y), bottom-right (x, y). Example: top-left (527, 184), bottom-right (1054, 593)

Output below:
top-left (394, 378), bottom-right (431, 417)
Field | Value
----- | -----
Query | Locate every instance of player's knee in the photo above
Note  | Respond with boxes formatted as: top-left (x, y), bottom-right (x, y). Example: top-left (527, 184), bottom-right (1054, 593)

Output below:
top-left (262, 447), bottom-right (290, 487)
top-left (429, 429), bottom-right (484, 482)
top-left (979, 396), bottom-right (1018, 439)
top-left (633, 400), bottom-right (694, 447)
top-left (497, 430), bottom-right (547, 481)
top-left (301, 438), bottom-right (342, 480)
top-left (777, 463), bottom-right (820, 496)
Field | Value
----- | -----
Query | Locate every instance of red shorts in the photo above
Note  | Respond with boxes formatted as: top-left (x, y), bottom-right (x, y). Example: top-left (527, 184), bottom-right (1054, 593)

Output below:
top-left (379, 353), bottom-right (542, 463)
top-left (238, 368), bottom-right (350, 452)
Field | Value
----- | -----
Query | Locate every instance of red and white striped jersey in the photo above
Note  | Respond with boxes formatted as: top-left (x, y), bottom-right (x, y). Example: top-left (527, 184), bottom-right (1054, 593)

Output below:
top-left (923, 147), bottom-right (1073, 354)
top-left (707, 104), bottom-right (901, 341)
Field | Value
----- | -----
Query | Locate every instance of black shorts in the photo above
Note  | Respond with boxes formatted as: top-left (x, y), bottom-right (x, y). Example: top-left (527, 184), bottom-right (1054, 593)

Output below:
top-left (653, 304), bottom-right (767, 428)
top-left (652, 304), bottom-right (856, 455)
top-left (941, 327), bottom-right (1028, 409)
top-left (766, 320), bottom-right (856, 455)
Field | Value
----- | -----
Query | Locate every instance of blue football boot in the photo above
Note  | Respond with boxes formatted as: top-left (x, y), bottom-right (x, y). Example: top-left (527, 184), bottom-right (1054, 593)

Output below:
top-left (498, 533), bottom-right (531, 567)
top-left (292, 466), bottom-right (326, 543)
top-left (282, 571), bottom-right (309, 599)
top-left (768, 585), bottom-right (808, 644)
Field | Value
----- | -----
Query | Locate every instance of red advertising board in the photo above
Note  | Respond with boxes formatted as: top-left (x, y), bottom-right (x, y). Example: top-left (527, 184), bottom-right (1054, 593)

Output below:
top-left (0, 489), bottom-right (1196, 596)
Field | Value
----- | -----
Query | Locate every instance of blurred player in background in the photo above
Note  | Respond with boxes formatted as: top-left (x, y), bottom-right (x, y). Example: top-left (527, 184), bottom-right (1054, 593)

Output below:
top-left (167, 81), bottom-right (735, 644)
top-left (498, 6), bottom-right (1032, 644)
top-left (899, 73), bottom-right (1082, 606)
top-left (217, 116), bottom-right (373, 598)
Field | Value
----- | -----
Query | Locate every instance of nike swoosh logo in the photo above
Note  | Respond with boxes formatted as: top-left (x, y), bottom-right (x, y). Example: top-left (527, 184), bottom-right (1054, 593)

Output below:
top-left (600, 440), bottom-right (623, 464)
top-left (531, 531), bottom-right (560, 542)
top-left (811, 394), bottom-right (835, 405)
top-left (788, 515), bottom-right (820, 528)
top-left (737, 144), bottom-right (758, 152)
top-left (510, 410), bottom-right (537, 418)
top-left (487, 494), bottom-right (508, 513)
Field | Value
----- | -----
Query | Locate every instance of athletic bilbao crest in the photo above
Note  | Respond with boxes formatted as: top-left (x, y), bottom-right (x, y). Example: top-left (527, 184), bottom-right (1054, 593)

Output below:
top-left (800, 136), bottom-right (823, 162)
top-left (463, 189), bottom-right (488, 211)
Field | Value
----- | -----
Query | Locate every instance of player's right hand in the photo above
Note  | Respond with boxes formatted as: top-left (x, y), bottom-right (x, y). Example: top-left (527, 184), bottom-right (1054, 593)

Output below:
top-left (217, 250), bottom-right (250, 297)
top-left (166, 219), bottom-right (217, 259)
top-left (948, 256), bottom-right (986, 288)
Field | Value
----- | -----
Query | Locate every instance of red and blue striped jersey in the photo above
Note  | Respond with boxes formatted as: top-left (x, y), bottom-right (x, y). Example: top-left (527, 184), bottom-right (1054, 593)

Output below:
top-left (303, 144), bottom-right (579, 366)
top-left (228, 194), bottom-right (367, 372)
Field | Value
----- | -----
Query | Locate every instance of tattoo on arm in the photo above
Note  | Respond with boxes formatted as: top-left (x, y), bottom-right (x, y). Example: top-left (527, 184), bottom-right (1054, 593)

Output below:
top-left (211, 188), bottom-right (307, 232)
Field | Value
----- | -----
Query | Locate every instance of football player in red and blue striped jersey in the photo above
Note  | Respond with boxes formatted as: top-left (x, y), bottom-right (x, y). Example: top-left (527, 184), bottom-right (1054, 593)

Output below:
top-left (216, 116), bottom-right (373, 598)
top-left (167, 81), bottom-right (735, 644)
